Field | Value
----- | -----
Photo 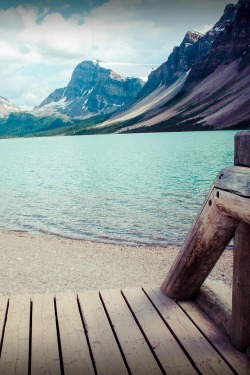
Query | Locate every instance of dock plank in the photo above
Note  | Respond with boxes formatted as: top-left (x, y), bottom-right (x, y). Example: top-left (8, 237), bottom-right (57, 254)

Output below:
top-left (0, 296), bottom-right (8, 356)
top-left (144, 287), bottom-right (234, 375)
top-left (0, 295), bottom-right (30, 375)
top-left (179, 300), bottom-right (250, 375)
top-left (31, 294), bottom-right (61, 375)
top-left (0, 288), bottom-right (249, 375)
top-left (78, 290), bottom-right (129, 375)
top-left (55, 293), bottom-right (95, 375)
top-left (122, 287), bottom-right (197, 374)
top-left (100, 289), bottom-right (162, 375)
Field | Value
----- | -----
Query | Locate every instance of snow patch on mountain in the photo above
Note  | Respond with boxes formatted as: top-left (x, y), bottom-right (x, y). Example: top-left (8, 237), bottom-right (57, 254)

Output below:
top-left (0, 97), bottom-right (22, 117)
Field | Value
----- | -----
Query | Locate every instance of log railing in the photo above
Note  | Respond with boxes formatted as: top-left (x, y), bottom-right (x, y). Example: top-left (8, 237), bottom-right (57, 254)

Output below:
top-left (161, 130), bottom-right (250, 352)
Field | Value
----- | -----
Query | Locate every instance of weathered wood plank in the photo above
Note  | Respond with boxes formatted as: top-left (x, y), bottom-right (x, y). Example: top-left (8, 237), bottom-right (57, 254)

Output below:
top-left (0, 295), bottom-right (8, 356)
top-left (214, 166), bottom-right (250, 197)
top-left (178, 300), bottom-right (250, 375)
top-left (55, 292), bottom-right (95, 375)
top-left (0, 295), bottom-right (30, 375)
top-left (195, 279), bottom-right (232, 337)
top-left (122, 287), bottom-right (197, 374)
top-left (100, 289), bottom-right (162, 375)
top-left (31, 294), bottom-right (61, 375)
top-left (161, 188), bottom-right (238, 299)
top-left (231, 222), bottom-right (250, 352)
top-left (214, 188), bottom-right (250, 224)
top-left (145, 287), bottom-right (234, 375)
top-left (78, 291), bottom-right (129, 375)
top-left (234, 131), bottom-right (250, 167)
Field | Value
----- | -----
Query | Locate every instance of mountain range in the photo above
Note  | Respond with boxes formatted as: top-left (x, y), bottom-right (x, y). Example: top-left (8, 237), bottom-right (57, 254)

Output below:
top-left (0, 0), bottom-right (249, 137)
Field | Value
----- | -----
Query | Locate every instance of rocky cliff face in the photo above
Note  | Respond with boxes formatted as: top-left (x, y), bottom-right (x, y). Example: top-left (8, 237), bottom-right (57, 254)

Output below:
top-left (185, 0), bottom-right (250, 88)
top-left (139, 2), bottom-right (238, 99)
top-left (37, 61), bottom-right (144, 118)
top-left (98, 0), bottom-right (250, 134)
top-left (138, 30), bottom-right (204, 98)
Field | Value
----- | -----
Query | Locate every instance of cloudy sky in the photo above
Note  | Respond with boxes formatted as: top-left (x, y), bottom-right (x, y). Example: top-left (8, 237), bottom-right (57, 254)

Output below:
top-left (0, 0), bottom-right (236, 107)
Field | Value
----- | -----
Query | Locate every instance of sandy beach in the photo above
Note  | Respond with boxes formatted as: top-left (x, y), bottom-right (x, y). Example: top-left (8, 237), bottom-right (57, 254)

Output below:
top-left (0, 230), bottom-right (233, 295)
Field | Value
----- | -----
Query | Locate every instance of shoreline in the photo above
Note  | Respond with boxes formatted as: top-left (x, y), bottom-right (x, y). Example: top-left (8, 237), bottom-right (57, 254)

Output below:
top-left (6, 228), bottom-right (183, 248)
top-left (0, 230), bottom-right (233, 295)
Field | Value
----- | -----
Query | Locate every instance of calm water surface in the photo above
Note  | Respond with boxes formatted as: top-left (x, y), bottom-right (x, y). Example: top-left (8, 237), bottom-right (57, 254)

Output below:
top-left (0, 131), bottom-right (237, 245)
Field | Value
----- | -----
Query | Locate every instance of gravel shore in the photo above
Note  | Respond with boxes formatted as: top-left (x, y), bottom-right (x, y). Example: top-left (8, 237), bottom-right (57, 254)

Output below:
top-left (0, 230), bottom-right (233, 295)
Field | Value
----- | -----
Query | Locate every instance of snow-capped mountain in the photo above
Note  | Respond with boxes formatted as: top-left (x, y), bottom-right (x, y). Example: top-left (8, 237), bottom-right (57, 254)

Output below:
top-left (36, 60), bottom-right (144, 118)
top-left (0, 97), bottom-right (21, 117)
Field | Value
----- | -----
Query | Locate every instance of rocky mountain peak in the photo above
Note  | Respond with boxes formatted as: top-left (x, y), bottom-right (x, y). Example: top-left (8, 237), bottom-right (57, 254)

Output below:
top-left (37, 60), bottom-right (144, 118)
top-left (0, 96), bottom-right (21, 116)
top-left (183, 30), bottom-right (204, 44)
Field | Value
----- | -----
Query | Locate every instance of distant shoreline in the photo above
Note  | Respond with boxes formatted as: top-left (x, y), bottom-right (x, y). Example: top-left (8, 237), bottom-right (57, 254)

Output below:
top-left (0, 230), bottom-right (233, 295)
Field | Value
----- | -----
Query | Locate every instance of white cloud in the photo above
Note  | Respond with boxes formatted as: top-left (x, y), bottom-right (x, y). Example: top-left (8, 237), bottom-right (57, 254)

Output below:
top-left (0, 0), bottom-right (237, 107)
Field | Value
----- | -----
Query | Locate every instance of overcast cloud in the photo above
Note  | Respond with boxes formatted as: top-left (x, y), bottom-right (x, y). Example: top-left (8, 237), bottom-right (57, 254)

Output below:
top-left (0, 0), bottom-right (236, 107)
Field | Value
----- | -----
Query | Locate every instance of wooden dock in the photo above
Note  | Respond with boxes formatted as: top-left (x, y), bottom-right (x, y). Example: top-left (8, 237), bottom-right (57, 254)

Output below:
top-left (0, 287), bottom-right (249, 374)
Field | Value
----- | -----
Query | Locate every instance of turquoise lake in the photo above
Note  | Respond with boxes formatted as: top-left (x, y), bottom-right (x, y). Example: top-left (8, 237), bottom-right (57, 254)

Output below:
top-left (0, 131), bottom-right (238, 245)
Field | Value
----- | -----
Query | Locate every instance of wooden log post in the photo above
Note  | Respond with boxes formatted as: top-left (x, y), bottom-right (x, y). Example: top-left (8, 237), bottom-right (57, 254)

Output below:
top-left (231, 130), bottom-right (250, 352)
top-left (161, 131), bottom-right (250, 302)
top-left (161, 186), bottom-right (239, 300)
top-left (234, 131), bottom-right (250, 167)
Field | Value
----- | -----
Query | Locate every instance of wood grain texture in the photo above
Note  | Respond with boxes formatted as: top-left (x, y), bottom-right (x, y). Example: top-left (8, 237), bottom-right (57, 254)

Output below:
top-left (31, 294), bottom-right (60, 375)
top-left (234, 131), bottom-right (250, 167)
top-left (122, 287), bottom-right (197, 375)
top-left (231, 222), bottom-right (250, 352)
top-left (55, 292), bottom-right (95, 375)
top-left (78, 291), bottom-right (129, 375)
top-left (0, 290), bottom-right (249, 374)
top-left (214, 166), bottom-right (250, 197)
top-left (100, 289), bottom-right (162, 375)
top-left (179, 300), bottom-right (250, 375)
top-left (195, 279), bottom-right (232, 337)
top-left (214, 188), bottom-right (250, 224)
top-left (145, 287), bottom-right (234, 375)
top-left (0, 295), bottom-right (30, 375)
top-left (161, 188), bottom-right (238, 299)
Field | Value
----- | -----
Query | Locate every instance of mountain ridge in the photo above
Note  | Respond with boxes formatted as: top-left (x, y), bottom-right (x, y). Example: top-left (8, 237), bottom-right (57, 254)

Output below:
top-left (95, 0), bottom-right (250, 134)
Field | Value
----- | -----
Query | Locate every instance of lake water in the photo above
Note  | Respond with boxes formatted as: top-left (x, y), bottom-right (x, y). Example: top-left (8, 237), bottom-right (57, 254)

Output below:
top-left (0, 131), bottom-right (237, 245)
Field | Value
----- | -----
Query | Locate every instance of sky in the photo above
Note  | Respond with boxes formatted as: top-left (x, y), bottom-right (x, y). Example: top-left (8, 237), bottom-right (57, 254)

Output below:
top-left (0, 0), bottom-right (236, 108)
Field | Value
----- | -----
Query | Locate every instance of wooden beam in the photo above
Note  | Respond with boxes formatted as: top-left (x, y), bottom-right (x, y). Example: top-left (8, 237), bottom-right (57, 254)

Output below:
top-left (230, 131), bottom-right (250, 352)
top-left (161, 188), bottom-right (238, 300)
top-left (195, 279), bottom-right (232, 337)
top-left (214, 188), bottom-right (250, 224)
top-left (231, 222), bottom-right (250, 352)
top-left (214, 166), bottom-right (250, 197)
top-left (234, 131), bottom-right (250, 167)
